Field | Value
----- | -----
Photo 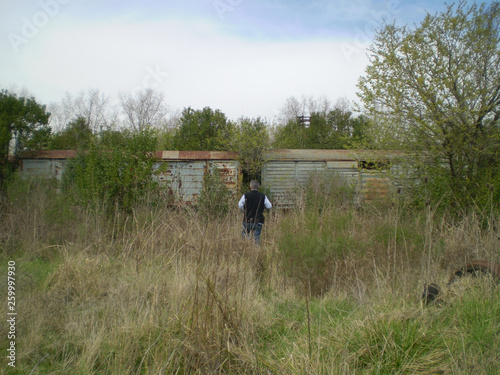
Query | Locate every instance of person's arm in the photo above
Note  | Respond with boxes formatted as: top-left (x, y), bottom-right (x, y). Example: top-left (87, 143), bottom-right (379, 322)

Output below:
top-left (264, 196), bottom-right (272, 210)
top-left (238, 195), bottom-right (246, 212)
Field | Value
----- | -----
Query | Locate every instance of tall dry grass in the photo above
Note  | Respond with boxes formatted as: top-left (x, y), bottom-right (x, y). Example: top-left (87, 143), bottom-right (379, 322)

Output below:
top-left (0, 177), bottom-right (499, 374)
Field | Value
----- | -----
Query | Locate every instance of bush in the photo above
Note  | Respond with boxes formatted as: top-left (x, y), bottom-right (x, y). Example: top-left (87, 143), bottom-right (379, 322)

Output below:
top-left (303, 170), bottom-right (357, 211)
top-left (62, 130), bottom-right (163, 212)
top-left (197, 167), bottom-right (232, 219)
top-left (394, 156), bottom-right (500, 219)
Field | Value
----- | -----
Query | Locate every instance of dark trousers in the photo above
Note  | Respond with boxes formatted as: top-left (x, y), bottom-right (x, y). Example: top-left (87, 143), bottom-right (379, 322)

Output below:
top-left (242, 222), bottom-right (263, 245)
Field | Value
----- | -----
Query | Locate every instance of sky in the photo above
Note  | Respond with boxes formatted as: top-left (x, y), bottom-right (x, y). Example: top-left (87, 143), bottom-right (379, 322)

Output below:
top-left (0, 0), bottom-right (491, 123)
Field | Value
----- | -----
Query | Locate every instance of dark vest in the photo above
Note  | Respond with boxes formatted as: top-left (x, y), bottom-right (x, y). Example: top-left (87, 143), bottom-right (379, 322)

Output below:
top-left (243, 190), bottom-right (267, 224)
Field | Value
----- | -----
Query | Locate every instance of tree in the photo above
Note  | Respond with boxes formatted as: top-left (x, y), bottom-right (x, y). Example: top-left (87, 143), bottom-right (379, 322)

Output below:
top-left (49, 116), bottom-right (93, 150)
top-left (357, 1), bottom-right (500, 209)
top-left (348, 114), bottom-right (372, 148)
top-left (231, 117), bottom-right (271, 181)
top-left (272, 99), bottom-right (369, 150)
top-left (172, 107), bottom-right (233, 151)
top-left (306, 112), bottom-right (336, 148)
top-left (278, 95), bottom-right (332, 124)
top-left (98, 128), bottom-right (133, 149)
top-left (61, 89), bottom-right (112, 134)
top-left (0, 90), bottom-right (51, 184)
top-left (119, 88), bottom-right (169, 131)
top-left (272, 117), bottom-right (307, 149)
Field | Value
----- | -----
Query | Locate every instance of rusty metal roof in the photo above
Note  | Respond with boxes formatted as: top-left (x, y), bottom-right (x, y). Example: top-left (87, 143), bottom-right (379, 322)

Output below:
top-left (263, 149), bottom-right (354, 161)
top-left (263, 149), bottom-right (401, 161)
top-left (19, 150), bottom-right (78, 159)
top-left (19, 150), bottom-right (239, 161)
top-left (20, 149), bottom-right (403, 161)
top-left (154, 151), bottom-right (239, 160)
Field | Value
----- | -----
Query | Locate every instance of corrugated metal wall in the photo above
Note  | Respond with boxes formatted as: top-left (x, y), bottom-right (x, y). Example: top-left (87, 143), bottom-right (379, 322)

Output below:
top-left (18, 150), bottom-right (75, 182)
top-left (18, 149), bottom-right (395, 207)
top-left (19, 151), bottom-right (240, 205)
top-left (262, 160), bottom-right (328, 207)
top-left (153, 158), bottom-right (239, 204)
top-left (20, 159), bottom-right (67, 181)
top-left (261, 150), bottom-right (393, 207)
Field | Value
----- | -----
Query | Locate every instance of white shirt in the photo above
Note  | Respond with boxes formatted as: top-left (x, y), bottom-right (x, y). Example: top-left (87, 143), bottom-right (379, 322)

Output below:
top-left (238, 191), bottom-right (272, 211)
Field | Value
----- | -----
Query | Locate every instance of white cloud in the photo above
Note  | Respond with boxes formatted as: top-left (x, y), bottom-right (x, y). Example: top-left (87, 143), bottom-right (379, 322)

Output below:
top-left (1, 12), bottom-right (369, 121)
top-left (0, 0), bottom-right (483, 125)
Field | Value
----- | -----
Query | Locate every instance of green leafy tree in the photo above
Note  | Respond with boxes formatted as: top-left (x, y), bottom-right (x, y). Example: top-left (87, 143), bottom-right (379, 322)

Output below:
top-left (156, 128), bottom-right (175, 150)
top-left (272, 109), bottom-right (369, 149)
top-left (231, 117), bottom-right (271, 181)
top-left (49, 116), bottom-right (93, 150)
top-left (272, 117), bottom-right (307, 149)
top-left (172, 107), bottom-right (233, 151)
top-left (306, 112), bottom-right (335, 149)
top-left (357, 1), bottom-right (500, 210)
top-left (0, 90), bottom-right (51, 185)
top-left (98, 128), bottom-right (135, 149)
top-left (346, 114), bottom-right (372, 148)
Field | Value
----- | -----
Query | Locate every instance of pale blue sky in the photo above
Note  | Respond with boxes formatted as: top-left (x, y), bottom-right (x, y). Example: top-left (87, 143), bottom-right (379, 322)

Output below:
top-left (0, 0), bottom-right (492, 122)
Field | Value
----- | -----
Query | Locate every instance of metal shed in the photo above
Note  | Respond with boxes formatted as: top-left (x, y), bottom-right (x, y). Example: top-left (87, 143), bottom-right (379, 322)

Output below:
top-left (153, 151), bottom-right (240, 204)
top-left (18, 149), bottom-right (397, 207)
top-left (18, 150), bottom-right (240, 205)
top-left (261, 149), bottom-right (395, 207)
top-left (18, 150), bottom-right (76, 182)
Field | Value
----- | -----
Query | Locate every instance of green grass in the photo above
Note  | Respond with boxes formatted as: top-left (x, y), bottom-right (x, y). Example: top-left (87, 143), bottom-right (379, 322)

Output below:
top-left (1, 178), bottom-right (499, 374)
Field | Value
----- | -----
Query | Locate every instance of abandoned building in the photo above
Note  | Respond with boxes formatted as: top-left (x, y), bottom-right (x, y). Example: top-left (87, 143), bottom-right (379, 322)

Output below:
top-left (18, 149), bottom-right (397, 207)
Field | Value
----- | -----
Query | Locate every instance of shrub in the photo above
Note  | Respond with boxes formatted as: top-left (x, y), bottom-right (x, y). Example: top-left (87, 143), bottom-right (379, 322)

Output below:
top-left (197, 167), bottom-right (232, 219)
top-left (303, 170), bottom-right (357, 211)
top-left (62, 130), bottom-right (163, 212)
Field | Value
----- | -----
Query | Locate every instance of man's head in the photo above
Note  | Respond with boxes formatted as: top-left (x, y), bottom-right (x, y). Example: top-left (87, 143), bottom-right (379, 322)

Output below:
top-left (250, 180), bottom-right (260, 190)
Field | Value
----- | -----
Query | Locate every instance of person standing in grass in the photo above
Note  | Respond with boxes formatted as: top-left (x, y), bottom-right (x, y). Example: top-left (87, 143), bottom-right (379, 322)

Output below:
top-left (238, 180), bottom-right (272, 246)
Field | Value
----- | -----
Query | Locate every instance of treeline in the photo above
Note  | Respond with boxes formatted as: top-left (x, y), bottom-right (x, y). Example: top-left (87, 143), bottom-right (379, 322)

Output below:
top-left (3, 90), bottom-right (368, 154)
top-left (0, 89), bottom-right (368, 188)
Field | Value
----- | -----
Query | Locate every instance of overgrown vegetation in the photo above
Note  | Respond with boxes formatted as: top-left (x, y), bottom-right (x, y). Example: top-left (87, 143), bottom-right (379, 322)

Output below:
top-left (0, 177), bottom-right (498, 374)
top-left (358, 1), bottom-right (500, 213)
top-left (0, 90), bottom-right (51, 187)
top-left (62, 130), bottom-right (163, 212)
top-left (197, 166), bottom-right (233, 219)
top-left (279, 172), bottom-right (359, 295)
top-left (1, 3), bottom-right (499, 371)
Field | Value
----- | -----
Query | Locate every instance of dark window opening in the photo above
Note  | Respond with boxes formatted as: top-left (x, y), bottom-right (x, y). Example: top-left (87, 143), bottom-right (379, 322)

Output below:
top-left (359, 160), bottom-right (390, 170)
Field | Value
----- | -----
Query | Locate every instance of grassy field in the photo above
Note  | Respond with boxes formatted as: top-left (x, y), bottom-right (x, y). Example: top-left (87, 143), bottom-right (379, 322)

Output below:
top-left (0, 178), bottom-right (499, 374)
